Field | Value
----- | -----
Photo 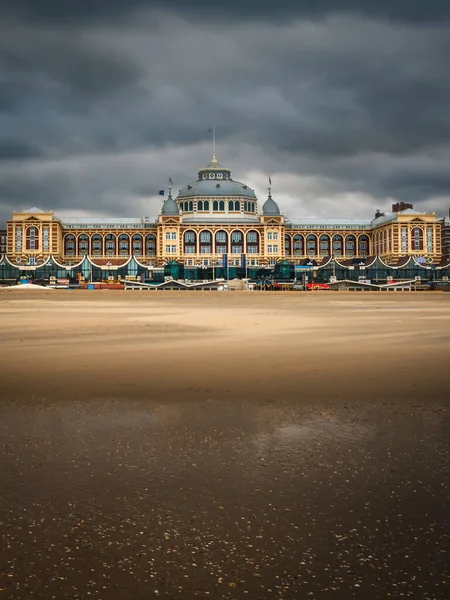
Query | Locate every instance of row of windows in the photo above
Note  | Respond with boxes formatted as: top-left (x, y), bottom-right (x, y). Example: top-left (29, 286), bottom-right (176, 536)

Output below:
top-left (285, 234), bottom-right (370, 256)
top-left (179, 200), bottom-right (257, 213)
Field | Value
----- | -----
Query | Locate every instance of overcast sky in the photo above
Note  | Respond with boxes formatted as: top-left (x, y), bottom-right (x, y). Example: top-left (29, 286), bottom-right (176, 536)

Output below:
top-left (1, 0), bottom-right (450, 225)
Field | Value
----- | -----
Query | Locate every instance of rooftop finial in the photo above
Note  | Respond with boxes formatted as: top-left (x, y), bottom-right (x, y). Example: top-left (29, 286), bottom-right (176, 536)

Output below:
top-left (168, 177), bottom-right (173, 198)
top-left (268, 175), bottom-right (272, 198)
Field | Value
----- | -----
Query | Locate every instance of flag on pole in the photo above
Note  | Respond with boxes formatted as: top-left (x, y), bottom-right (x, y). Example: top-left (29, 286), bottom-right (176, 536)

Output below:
top-left (169, 177), bottom-right (173, 186)
top-left (269, 176), bottom-right (272, 186)
top-left (208, 128), bottom-right (213, 132)
top-left (158, 190), bottom-right (164, 196)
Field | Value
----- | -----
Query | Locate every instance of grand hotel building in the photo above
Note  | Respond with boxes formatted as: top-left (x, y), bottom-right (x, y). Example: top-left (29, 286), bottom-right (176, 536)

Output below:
top-left (2, 153), bottom-right (449, 282)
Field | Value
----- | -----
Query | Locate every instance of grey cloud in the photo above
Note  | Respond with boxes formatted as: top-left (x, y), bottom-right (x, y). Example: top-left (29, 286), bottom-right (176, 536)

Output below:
top-left (1, 6), bottom-right (450, 225)
top-left (4, 0), bottom-right (450, 23)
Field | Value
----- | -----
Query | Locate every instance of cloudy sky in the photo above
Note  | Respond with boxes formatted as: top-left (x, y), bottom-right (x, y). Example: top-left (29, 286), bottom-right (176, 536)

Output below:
top-left (1, 0), bottom-right (450, 225)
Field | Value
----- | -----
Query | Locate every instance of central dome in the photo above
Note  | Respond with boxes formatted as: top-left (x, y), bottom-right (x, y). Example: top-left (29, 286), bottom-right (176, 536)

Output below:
top-left (177, 153), bottom-right (257, 200)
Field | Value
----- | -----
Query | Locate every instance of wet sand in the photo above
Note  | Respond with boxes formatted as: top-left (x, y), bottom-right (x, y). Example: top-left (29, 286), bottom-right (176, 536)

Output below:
top-left (0, 290), bottom-right (449, 599)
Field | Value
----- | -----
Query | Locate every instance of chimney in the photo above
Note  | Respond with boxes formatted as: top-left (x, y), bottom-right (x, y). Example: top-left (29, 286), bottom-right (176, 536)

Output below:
top-left (392, 201), bottom-right (413, 213)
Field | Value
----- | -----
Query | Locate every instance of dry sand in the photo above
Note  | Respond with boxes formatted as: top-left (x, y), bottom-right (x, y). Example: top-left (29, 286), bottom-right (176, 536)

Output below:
top-left (1, 289), bottom-right (449, 403)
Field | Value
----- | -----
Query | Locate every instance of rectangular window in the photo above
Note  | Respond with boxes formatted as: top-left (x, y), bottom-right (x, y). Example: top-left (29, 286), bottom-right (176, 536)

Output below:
top-left (185, 232), bottom-right (195, 243)
top-left (247, 232), bottom-right (257, 243)
top-left (43, 227), bottom-right (49, 251)
top-left (171, 232), bottom-right (177, 240)
top-left (200, 232), bottom-right (211, 242)
top-left (185, 246), bottom-right (195, 254)
top-left (360, 242), bottom-right (367, 250)
top-left (232, 246), bottom-right (242, 254)
top-left (200, 245), bottom-right (211, 254)
top-left (15, 226), bottom-right (22, 252)
top-left (216, 245), bottom-right (227, 254)
top-left (268, 245), bottom-right (273, 253)
top-left (231, 233), bottom-right (241, 243)
top-left (401, 227), bottom-right (407, 252)
top-left (273, 232), bottom-right (278, 240)
top-left (171, 245), bottom-right (177, 253)
top-left (248, 246), bottom-right (258, 254)
top-left (427, 228), bottom-right (433, 252)
top-left (165, 232), bottom-right (171, 240)
top-left (119, 242), bottom-right (128, 250)
top-left (216, 232), bottom-right (226, 243)
top-left (273, 245), bottom-right (278, 252)
top-left (267, 232), bottom-right (273, 240)
top-left (165, 245), bottom-right (171, 253)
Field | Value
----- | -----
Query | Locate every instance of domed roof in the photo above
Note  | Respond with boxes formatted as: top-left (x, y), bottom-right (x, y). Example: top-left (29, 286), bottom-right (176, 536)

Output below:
top-left (177, 179), bottom-right (256, 199)
top-left (176, 152), bottom-right (256, 200)
top-left (262, 191), bottom-right (280, 216)
top-left (161, 192), bottom-right (179, 215)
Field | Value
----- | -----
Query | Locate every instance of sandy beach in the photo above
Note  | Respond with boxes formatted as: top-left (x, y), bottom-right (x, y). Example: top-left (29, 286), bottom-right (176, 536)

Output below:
top-left (1, 290), bottom-right (449, 402)
top-left (1, 290), bottom-right (449, 599)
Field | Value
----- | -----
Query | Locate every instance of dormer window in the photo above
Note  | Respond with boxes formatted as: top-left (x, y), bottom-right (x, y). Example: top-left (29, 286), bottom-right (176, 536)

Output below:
top-left (217, 173), bottom-right (223, 179)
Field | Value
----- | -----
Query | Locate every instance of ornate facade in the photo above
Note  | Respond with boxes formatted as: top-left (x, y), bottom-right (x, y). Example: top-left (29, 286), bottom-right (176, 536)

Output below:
top-left (2, 153), bottom-right (447, 282)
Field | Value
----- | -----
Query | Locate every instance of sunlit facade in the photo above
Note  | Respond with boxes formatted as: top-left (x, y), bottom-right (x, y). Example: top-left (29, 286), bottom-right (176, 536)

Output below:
top-left (2, 153), bottom-right (448, 282)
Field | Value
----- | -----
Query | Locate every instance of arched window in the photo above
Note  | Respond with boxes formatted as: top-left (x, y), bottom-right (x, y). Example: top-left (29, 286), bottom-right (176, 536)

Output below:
top-left (132, 234), bottom-right (143, 255)
top-left (213, 201), bottom-right (219, 211)
top-left (293, 234), bottom-right (304, 256)
top-left (284, 234), bottom-right (292, 255)
top-left (63, 233), bottom-right (75, 255)
top-left (184, 230), bottom-right (196, 254)
top-left (332, 234), bottom-right (343, 256)
top-left (358, 235), bottom-right (369, 257)
top-left (412, 227), bottom-right (423, 251)
top-left (306, 234), bottom-right (317, 256)
top-left (189, 201), bottom-right (193, 212)
top-left (319, 234), bottom-right (330, 256)
top-left (244, 201), bottom-right (248, 212)
top-left (345, 234), bottom-right (356, 256)
top-left (179, 202), bottom-right (184, 212)
top-left (78, 234), bottom-right (89, 255)
top-left (199, 230), bottom-right (212, 254)
top-left (105, 234), bottom-right (116, 256)
top-left (25, 226), bottom-right (39, 251)
top-left (231, 230), bottom-right (243, 254)
top-left (219, 200), bottom-right (225, 211)
top-left (119, 234), bottom-right (130, 255)
top-left (92, 234), bottom-right (102, 255)
top-left (204, 200), bottom-right (209, 211)
top-left (215, 230), bottom-right (228, 254)
top-left (145, 234), bottom-right (156, 256)
top-left (228, 200), bottom-right (234, 211)
top-left (247, 230), bottom-right (259, 254)
top-left (234, 201), bottom-right (240, 211)
top-left (198, 200), bottom-right (203, 211)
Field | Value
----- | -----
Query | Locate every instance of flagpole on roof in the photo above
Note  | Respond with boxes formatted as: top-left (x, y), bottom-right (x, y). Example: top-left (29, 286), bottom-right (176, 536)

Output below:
top-left (208, 126), bottom-right (216, 159)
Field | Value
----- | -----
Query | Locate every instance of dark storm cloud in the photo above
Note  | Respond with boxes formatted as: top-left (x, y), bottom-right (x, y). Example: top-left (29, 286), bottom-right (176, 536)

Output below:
top-left (1, 2), bottom-right (450, 224)
top-left (4, 0), bottom-right (450, 23)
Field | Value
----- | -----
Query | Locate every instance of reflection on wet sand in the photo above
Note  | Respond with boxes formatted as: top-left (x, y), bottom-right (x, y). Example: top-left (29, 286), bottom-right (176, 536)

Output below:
top-left (1, 397), bottom-right (449, 600)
